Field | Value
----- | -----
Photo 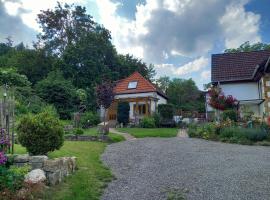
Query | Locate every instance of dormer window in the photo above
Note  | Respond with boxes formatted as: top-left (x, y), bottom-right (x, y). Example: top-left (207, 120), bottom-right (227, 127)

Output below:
top-left (128, 81), bottom-right (138, 89)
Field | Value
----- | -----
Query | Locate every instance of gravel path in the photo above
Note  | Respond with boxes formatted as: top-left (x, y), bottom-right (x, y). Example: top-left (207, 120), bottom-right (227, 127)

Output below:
top-left (102, 137), bottom-right (270, 200)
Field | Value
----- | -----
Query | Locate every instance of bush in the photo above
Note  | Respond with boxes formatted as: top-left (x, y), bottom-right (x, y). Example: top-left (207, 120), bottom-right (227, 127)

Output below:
top-left (140, 117), bottom-right (156, 128)
top-left (222, 109), bottom-right (237, 121)
top-left (17, 111), bottom-right (64, 155)
top-left (80, 111), bottom-right (100, 128)
top-left (117, 102), bottom-right (130, 125)
top-left (220, 127), bottom-right (267, 142)
top-left (158, 104), bottom-right (174, 120)
top-left (0, 165), bottom-right (30, 192)
top-left (153, 112), bottom-right (161, 127)
top-left (188, 123), bottom-right (216, 139)
top-left (74, 128), bottom-right (84, 135)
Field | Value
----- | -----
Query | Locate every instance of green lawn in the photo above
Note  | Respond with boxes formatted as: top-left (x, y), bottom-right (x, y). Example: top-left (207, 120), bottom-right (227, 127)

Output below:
top-left (83, 127), bottom-right (125, 143)
top-left (15, 141), bottom-right (113, 200)
top-left (116, 128), bottom-right (178, 138)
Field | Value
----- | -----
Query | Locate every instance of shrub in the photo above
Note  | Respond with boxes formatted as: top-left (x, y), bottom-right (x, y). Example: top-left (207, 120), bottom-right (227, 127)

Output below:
top-left (188, 123), bottom-right (216, 139)
top-left (222, 109), bottom-right (237, 121)
top-left (153, 112), bottom-right (161, 127)
top-left (140, 117), bottom-right (156, 128)
top-left (80, 111), bottom-right (100, 128)
top-left (220, 127), bottom-right (267, 142)
top-left (158, 104), bottom-right (174, 120)
top-left (0, 165), bottom-right (30, 192)
top-left (117, 102), bottom-right (130, 125)
top-left (74, 128), bottom-right (84, 135)
top-left (17, 111), bottom-right (64, 155)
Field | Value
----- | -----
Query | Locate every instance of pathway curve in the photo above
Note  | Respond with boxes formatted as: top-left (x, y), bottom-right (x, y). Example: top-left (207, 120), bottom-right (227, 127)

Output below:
top-left (102, 137), bottom-right (270, 200)
top-left (109, 128), bottom-right (136, 141)
top-left (177, 128), bottom-right (189, 138)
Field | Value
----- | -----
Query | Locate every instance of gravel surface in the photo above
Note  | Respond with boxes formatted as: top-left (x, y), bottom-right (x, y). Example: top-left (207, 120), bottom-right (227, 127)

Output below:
top-left (101, 137), bottom-right (270, 200)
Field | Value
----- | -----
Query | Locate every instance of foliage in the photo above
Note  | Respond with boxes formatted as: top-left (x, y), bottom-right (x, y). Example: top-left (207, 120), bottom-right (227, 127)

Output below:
top-left (117, 102), bottom-right (130, 125)
top-left (17, 111), bottom-right (64, 155)
top-left (0, 68), bottom-right (31, 87)
top-left (156, 76), bottom-right (170, 93)
top-left (188, 123), bottom-right (217, 140)
top-left (153, 112), bottom-right (161, 127)
top-left (73, 128), bottom-right (84, 136)
top-left (222, 109), bottom-right (238, 122)
top-left (224, 41), bottom-right (270, 53)
top-left (208, 86), bottom-right (238, 110)
top-left (35, 71), bottom-right (79, 119)
top-left (158, 104), bottom-right (174, 119)
top-left (220, 127), bottom-right (267, 142)
top-left (80, 111), bottom-right (100, 128)
top-left (0, 165), bottom-right (30, 192)
top-left (188, 120), bottom-right (268, 144)
top-left (96, 81), bottom-right (114, 110)
top-left (140, 117), bottom-right (156, 128)
top-left (167, 78), bottom-right (204, 112)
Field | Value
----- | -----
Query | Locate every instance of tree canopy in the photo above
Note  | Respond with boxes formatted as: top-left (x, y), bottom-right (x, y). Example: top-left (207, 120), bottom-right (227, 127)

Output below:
top-left (224, 41), bottom-right (270, 53)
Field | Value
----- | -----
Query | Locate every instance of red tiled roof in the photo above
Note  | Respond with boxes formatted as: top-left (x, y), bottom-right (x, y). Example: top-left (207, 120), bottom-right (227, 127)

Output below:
top-left (114, 72), bottom-right (167, 99)
top-left (212, 50), bottom-right (270, 83)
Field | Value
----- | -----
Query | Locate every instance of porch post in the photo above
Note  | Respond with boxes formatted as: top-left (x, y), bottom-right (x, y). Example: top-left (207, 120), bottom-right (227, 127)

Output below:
top-left (145, 98), bottom-right (149, 116)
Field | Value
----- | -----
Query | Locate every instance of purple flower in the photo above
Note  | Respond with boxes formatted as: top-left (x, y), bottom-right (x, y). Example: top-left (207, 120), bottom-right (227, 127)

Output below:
top-left (0, 151), bottom-right (7, 165)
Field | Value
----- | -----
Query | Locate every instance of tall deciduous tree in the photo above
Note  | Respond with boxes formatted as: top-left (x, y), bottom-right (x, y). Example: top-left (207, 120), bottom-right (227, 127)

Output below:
top-left (37, 2), bottom-right (97, 55)
top-left (167, 78), bottom-right (204, 112)
top-left (156, 76), bottom-right (170, 93)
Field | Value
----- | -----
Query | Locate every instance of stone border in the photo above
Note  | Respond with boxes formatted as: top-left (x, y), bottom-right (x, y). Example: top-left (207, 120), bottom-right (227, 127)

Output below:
top-left (13, 154), bottom-right (76, 185)
top-left (65, 134), bottom-right (110, 142)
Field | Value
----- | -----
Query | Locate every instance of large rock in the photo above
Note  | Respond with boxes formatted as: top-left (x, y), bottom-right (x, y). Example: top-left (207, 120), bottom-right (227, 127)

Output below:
top-left (14, 154), bottom-right (30, 163)
top-left (30, 155), bottom-right (48, 169)
top-left (25, 169), bottom-right (46, 184)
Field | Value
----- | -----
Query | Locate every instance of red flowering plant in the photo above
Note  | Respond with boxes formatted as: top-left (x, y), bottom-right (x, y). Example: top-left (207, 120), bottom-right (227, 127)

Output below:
top-left (208, 86), bottom-right (238, 111)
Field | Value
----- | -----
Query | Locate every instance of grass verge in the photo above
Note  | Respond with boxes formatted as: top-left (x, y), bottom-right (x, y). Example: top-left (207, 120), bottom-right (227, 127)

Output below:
top-left (116, 128), bottom-right (178, 138)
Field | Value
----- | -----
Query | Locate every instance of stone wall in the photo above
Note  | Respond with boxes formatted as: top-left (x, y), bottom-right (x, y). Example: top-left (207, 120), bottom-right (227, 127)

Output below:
top-left (13, 155), bottom-right (76, 185)
top-left (65, 134), bottom-right (110, 142)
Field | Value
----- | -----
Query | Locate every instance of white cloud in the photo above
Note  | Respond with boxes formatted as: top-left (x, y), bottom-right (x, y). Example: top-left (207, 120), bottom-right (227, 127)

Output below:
top-left (95, 0), bottom-right (261, 64)
top-left (220, 2), bottom-right (261, 48)
top-left (200, 70), bottom-right (211, 80)
top-left (175, 57), bottom-right (209, 75)
top-left (155, 57), bottom-right (209, 77)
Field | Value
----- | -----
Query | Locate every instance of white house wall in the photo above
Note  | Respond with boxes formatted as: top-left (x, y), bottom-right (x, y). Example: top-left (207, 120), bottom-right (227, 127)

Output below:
top-left (220, 82), bottom-right (259, 100)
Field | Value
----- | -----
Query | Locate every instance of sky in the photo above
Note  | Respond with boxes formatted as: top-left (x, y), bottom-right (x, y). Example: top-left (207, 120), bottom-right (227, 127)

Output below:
top-left (0, 0), bottom-right (270, 89)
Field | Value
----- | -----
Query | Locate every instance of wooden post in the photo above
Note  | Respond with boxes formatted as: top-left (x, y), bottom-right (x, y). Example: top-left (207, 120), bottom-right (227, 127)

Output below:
top-left (145, 98), bottom-right (148, 116)
top-left (149, 98), bottom-right (152, 115)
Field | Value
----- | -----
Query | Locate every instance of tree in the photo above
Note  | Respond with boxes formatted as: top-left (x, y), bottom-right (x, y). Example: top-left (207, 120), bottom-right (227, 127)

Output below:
top-left (96, 81), bottom-right (114, 133)
top-left (35, 71), bottom-right (79, 119)
top-left (10, 49), bottom-right (54, 84)
top-left (156, 76), bottom-right (170, 93)
top-left (37, 2), bottom-right (97, 55)
top-left (225, 41), bottom-right (270, 53)
top-left (167, 78), bottom-right (203, 111)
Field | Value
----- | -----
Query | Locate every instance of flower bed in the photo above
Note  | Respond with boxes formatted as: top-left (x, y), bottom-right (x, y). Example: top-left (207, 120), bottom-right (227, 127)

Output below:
top-left (188, 119), bottom-right (270, 145)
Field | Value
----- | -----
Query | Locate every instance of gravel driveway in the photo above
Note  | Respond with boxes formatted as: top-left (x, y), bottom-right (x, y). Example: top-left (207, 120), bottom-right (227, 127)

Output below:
top-left (101, 137), bottom-right (270, 200)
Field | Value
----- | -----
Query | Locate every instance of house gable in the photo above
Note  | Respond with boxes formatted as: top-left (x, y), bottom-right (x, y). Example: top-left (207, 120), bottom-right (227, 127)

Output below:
top-left (114, 72), bottom-right (168, 99)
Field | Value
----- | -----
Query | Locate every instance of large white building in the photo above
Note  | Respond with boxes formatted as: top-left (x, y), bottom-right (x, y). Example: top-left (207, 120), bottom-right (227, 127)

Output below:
top-left (208, 50), bottom-right (270, 118)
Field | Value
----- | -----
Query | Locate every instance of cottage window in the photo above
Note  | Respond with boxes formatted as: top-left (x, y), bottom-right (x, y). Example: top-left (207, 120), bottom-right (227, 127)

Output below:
top-left (133, 104), bottom-right (146, 115)
top-left (128, 81), bottom-right (138, 89)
